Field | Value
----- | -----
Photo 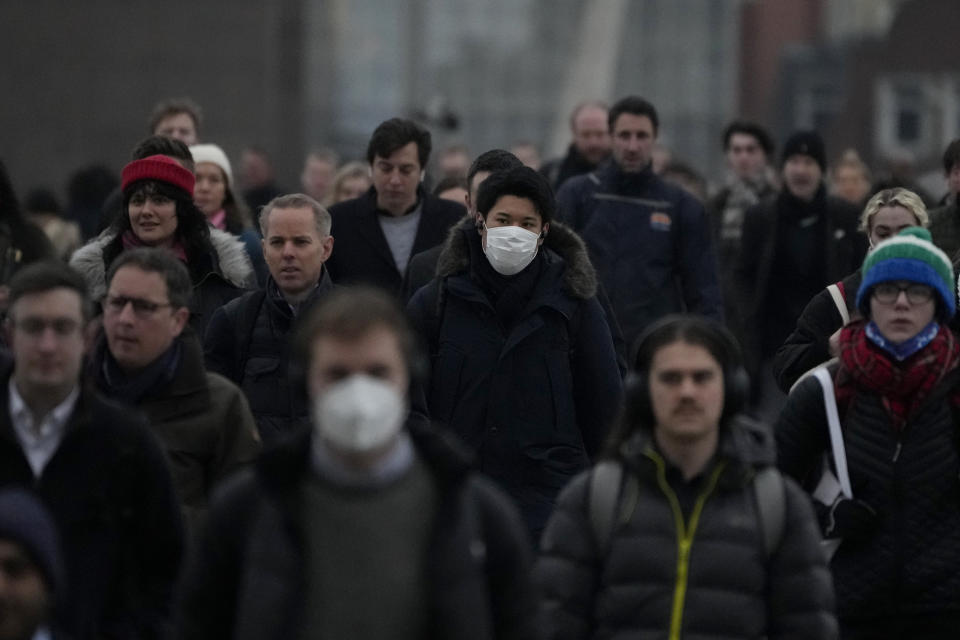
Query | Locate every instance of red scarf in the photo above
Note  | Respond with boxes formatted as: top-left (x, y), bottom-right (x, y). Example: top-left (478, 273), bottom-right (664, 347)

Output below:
top-left (121, 230), bottom-right (188, 263)
top-left (836, 320), bottom-right (960, 430)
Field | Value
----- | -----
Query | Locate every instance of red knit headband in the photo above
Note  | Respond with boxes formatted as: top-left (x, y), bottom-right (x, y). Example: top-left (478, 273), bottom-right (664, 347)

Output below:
top-left (121, 155), bottom-right (195, 196)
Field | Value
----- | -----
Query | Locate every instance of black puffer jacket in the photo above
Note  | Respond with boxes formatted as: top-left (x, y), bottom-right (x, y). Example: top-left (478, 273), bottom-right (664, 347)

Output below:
top-left (175, 423), bottom-right (540, 640)
top-left (777, 364), bottom-right (960, 626)
top-left (772, 270), bottom-right (861, 392)
top-left (204, 270), bottom-right (335, 447)
top-left (537, 419), bottom-right (836, 640)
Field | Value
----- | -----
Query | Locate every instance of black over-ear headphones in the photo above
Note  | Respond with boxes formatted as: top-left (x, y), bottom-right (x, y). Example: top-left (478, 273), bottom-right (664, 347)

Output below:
top-left (624, 314), bottom-right (750, 427)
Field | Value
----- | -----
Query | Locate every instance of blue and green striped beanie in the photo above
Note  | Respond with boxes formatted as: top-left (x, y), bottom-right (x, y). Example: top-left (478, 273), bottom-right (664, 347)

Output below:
top-left (856, 227), bottom-right (955, 320)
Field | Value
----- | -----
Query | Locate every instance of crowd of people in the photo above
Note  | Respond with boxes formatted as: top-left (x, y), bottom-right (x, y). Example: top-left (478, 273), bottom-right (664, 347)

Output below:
top-left (0, 93), bottom-right (959, 639)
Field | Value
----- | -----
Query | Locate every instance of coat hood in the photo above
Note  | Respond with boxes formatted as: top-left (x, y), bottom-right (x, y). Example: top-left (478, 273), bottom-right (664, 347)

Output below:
top-left (435, 217), bottom-right (597, 300)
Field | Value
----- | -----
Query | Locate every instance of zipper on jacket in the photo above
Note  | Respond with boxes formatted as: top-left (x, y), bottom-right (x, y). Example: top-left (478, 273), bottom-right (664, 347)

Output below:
top-left (892, 434), bottom-right (905, 613)
top-left (646, 450), bottom-right (727, 640)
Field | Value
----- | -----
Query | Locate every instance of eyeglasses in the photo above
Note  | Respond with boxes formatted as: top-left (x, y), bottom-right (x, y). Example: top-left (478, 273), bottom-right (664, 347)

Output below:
top-left (103, 295), bottom-right (173, 318)
top-left (12, 318), bottom-right (81, 337)
top-left (872, 282), bottom-right (934, 305)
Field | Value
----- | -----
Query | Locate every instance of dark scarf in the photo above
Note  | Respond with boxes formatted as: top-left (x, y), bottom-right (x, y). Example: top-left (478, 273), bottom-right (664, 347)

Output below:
top-left (836, 320), bottom-right (960, 430)
top-left (555, 145), bottom-right (603, 187)
top-left (467, 230), bottom-right (544, 332)
top-left (609, 162), bottom-right (655, 195)
top-left (99, 340), bottom-right (181, 404)
top-left (121, 230), bottom-right (188, 262)
top-left (778, 183), bottom-right (827, 222)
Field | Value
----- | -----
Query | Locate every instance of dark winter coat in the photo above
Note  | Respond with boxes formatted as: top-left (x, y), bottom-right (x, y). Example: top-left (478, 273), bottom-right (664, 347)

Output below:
top-left (406, 222), bottom-right (622, 539)
top-left (537, 418), bottom-right (837, 640)
top-left (0, 368), bottom-right (183, 640)
top-left (0, 218), bottom-right (55, 282)
top-left (773, 270), bottom-right (861, 392)
top-left (555, 161), bottom-right (723, 348)
top-left (69, 228), bottom-right (254, 336)
top-left (403, 220), bottom-right (628, 373)
top-left (204, 270), bottom-right (335, 446)
top-left (540, 145), bottom-right (605, 192)
top-left (175, 422), bottom-right (540, 640)
top-left (735, 186), bottom-right (865, 369)
top-left (326, 186), bottom-right (465, 295)
top-left (706, 178), bottom-right (778, 350)
top-left (928, 201), bottom-right (960, 261)
top-left (91, 330), bottom-right (260, 532)
top-left (777, 363), bottom-right (960, 628)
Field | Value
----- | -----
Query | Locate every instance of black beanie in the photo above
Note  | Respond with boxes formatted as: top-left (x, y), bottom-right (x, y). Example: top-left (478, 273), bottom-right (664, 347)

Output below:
top-left (781, 130), bottom-right (827, 172)
top-left (0, 489), bottom-right (64, 599)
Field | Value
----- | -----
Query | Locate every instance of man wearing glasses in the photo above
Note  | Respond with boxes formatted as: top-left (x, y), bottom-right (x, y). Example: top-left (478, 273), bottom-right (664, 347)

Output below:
top-left (0, 260), bottom-right (183, 639)
top-left (92, 247), bottom-right (260, 534)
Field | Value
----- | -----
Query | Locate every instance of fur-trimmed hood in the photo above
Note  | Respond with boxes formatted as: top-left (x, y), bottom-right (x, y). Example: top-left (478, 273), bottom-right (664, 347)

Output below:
top-left (435, 217), bottom-right (597, 300)
top-left (69, 227), bottom-right (255, 301)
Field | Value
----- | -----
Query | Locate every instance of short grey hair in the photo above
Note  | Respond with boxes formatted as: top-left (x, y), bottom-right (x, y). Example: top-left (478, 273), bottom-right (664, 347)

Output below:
top-left (259, 193), bottom-right (332, 238)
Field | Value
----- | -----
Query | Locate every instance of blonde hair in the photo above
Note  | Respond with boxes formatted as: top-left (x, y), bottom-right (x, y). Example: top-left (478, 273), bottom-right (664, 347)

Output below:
top-left (326, 161), bottom-right (371, 207)
top-left (832, 149), bottom-right (872, 183)
top-left (858, 187), bottom-right (928, 234)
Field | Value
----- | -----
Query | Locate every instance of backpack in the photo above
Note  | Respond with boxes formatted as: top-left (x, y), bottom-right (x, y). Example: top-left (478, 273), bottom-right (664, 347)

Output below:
top-left (588, 460), bottom-right (785, 559)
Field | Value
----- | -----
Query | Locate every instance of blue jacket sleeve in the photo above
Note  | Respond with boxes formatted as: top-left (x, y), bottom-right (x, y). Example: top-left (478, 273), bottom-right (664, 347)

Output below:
top-left (555, 177), bottom-right (587, 229)
top-left (676, 195), bottom-right (723, 322)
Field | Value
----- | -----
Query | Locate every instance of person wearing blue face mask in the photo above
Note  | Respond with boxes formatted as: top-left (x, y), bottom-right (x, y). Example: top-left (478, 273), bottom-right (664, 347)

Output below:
top-left (407, 166), bottom-right (622, 542)
top-left (778, 227), bottom-right (960, 639)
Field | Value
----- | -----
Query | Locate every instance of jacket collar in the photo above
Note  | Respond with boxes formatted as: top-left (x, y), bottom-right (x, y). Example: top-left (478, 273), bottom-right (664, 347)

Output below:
top-left (256, 419), bottom-right (474, 497)
top-left (619, 415), bottom-right (776, 489)
top-left (91, 328), bottom-right (210, 421)
top-left (266, 266), bottom-right (335, 318)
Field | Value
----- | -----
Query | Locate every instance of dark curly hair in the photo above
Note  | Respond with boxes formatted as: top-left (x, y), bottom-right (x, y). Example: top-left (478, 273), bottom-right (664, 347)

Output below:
top-left (104, 179), bottom-right (216, 282)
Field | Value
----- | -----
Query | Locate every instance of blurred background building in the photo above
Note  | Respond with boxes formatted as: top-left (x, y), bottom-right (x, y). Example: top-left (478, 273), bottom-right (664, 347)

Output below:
top-left (1, 0), bottom-right (957, 202)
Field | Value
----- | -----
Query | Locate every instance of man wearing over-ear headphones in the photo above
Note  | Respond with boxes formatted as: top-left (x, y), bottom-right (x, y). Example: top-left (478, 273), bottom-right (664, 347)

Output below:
top-left (536, 315), bottom-right (836, 640)
top-left (177, 286), bottom-right (538, 640)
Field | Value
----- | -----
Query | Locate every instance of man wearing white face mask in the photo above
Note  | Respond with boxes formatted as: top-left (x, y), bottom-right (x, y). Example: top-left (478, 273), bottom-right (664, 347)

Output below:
top-left (177, 287), bottom-right (539, 640)
top-left (407, 166), bottom-right (622, 542)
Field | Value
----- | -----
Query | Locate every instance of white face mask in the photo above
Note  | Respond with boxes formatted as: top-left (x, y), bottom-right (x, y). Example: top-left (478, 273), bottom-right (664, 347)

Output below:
top-left (312, 374), bottom-right (407, 453)
top-left (483, 224), bottom-right (541, 275)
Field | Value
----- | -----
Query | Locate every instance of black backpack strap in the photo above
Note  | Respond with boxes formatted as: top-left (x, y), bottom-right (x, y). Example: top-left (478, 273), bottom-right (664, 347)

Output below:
top-left (753, 466), bottom-right (786, 560)
top-left (234, 290), bottom-right (267, 382)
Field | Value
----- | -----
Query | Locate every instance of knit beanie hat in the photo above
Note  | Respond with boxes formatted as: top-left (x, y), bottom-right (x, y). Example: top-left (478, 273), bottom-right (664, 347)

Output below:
top-left (189, 143), bottom-right (233, 187)
top-left (0, 489), bottom-right (64, 598)
top-left (856, 227), bottom-right (955, 320)
top-left (121, 154), bottom-right (194, 196)
top-left (781, 130), bottom-right (827, 172)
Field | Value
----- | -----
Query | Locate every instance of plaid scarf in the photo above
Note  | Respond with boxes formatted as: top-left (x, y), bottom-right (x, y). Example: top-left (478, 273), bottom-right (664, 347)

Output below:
top-left (836, 320), bottom-right (960, 430)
